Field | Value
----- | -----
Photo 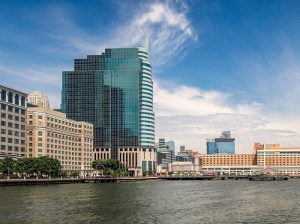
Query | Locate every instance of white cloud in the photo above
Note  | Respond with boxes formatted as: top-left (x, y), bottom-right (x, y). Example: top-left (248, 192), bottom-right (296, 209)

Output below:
top-left (153, 81), bottom-right (261, 116)
top-left (154, 81), bottom-right (300, 153)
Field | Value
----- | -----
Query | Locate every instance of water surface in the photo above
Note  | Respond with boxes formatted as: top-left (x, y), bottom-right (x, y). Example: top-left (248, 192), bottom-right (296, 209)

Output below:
top-left (0, 180), bottom-right (299, 223)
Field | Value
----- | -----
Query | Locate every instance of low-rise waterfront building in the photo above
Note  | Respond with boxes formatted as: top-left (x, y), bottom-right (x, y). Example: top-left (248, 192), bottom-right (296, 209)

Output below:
top-left (0, 85), bottom-right (27, 159)
top-left (94, 147), bottom-right (156, 176)
top-left (26, 106), bottom-right (93, 173)
top-left (254, 143), bottom-right (300, 175)
top-left (194, 143), bottom-right (300, 176)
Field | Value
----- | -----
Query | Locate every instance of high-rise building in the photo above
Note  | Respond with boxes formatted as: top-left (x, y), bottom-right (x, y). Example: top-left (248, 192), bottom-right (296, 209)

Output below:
top-left (207, 131), bottom-right (235, 154)
top-left (157, 138), bottom-right (175, 165)
top-left (61, 36), bottom-right (156, 176)
top-left (180, 145), bottom-right (186, 153)
top-left (0, 85), bottom-right (27, 159)
top-left (27, 91), bottom-right (50, 108)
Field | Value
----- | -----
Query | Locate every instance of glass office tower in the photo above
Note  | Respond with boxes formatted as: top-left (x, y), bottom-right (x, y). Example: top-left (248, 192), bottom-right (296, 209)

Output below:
top-left (61, 40), bottom-right (155, 159)
top-left (206, 131), bottom-right (235, 154)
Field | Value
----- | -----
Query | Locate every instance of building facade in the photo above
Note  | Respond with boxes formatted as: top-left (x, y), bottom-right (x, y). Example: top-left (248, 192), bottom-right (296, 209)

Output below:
top-left (61, 37), bottom-right (156, 176)
top-left (157, 138), bottom-right (175, 165)
top-left (27, 91), bottom-right (50, 108)
top-left (254, 143), bottom-right (300, 175)
top-left (0, 85), bottom-right (27, 159)
top-left (26, 107), bottom-right (93, 172)
top-left (207, 131), bottom-right (235, 154)
top-left (194, 143), bottom-right (300, 176)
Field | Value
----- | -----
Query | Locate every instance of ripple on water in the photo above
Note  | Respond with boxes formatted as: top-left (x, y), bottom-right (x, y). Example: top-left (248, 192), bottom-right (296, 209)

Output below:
top-left (0, 180), bottom-right (299, 224)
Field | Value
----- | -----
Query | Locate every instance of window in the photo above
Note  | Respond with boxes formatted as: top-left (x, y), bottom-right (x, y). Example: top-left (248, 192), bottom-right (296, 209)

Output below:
top-left (8, 138), bottom-right (12, 143)
top-left (15, 108), bottom-right (19, 113)
top-left (14, 94), bottom-right (19, 105)
top-left (1, 145), bottom-right (5, 150)
top-left (14, 124), bottom-right (19, 129)
top-left (8, 122), bottom-right (13, 128)
top-left (1, 113), bottom-right (5, 118)
top-left (8, 114), bottom-right (13, 120)
top-left (1, 121), bottom-right (6, 126)
top-left (38, 137), bottom-right (42, 141)
top-left (1, 129), bottom-right (6, 134)
top-left (14, 131), bottom-right (19, 136)
top-left (8, 130), bottom-right (13, 135)
top-left (21, 109), bottom-right (25, 115)
top-left (1, 90), bottom-right (6, 101)
top-left (21, 125), bottom-right (25, 130)
top-left (38, 115), bottom-right (42, 119)
top-left (14, 139), bottom-right (19, 144)
top-left (1, 137), bottom-right (6, 142)
top-left (21, 117), bottom-right (25, 123)
top-left (38, 131), bottom-right (43, 136)
top-left (8, 106), bottom-right (13, 112)
top-left (1, 104), bottom-right (6, 110)
top-left (15, 116), bottom-right (19, 121)
top-left (21, 96), bottom-right (25, 107)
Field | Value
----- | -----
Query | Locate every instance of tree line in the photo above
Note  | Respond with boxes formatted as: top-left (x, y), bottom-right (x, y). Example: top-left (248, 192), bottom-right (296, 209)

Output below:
top-left (0, 156), bottom-right (62, 178)
top-left (92, 159), bottom-right (128, 176)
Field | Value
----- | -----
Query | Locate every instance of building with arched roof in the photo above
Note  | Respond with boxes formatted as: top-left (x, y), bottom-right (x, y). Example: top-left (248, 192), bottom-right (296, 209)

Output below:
top-left (0, 85), bottom-right (27, 159)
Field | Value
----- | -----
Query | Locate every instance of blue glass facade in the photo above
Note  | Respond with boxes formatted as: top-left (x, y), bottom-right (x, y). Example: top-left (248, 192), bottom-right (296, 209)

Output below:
top-left (61, 46), bottom-right (155, 159)
top-left (207, 141), bottom-right (235, 154)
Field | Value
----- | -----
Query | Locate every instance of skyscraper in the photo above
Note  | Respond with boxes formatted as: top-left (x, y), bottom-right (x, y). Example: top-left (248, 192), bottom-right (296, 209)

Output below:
top-left (61, 36), bottom-right (156, 176)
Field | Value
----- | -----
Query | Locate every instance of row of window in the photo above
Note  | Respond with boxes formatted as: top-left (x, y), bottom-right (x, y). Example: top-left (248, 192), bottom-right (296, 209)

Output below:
top-left (0, 91), bottom-right (26, 106)
top-left (0, 145), bottom-right (25, 151)
top-left (1, 104), bottom-right (26, 114)
top-left (1, 113), bottom-right (25, 122)
top-left (1, 137), bottom-right (25, 144)
top-left (1, 129), bottom-right (25, 137)
top-left (0, 121), bottom-right (25, 129)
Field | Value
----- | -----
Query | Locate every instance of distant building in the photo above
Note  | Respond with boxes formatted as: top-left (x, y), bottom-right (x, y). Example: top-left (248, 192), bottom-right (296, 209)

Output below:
top-left (0, 85), bottom-right (27, 159)
top-left (196, 142), bottom-right (300, 176)
top-left (26, 106), bottom-right (94, 173)
top-left (27, 91), bottom-right (50, 108)
top-left (157, 138), bottom-right (175, 165)
top-left (207, 131), bottom-right (235, 154)
top-left (175, 152), bottom-right (192, 162)
top-left (166, 140), bottom-right (175, 152)
top-left (180, 145), bottom-right (185, 153)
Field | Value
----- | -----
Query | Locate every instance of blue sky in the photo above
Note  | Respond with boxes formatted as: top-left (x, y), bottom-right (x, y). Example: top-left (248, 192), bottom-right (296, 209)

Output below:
top-left (1, 0), bottom-right (300, 153)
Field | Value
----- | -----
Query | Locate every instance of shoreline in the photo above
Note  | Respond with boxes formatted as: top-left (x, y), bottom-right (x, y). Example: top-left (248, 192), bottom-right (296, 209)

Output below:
top-left (1, 175), bottom-right (298, 186)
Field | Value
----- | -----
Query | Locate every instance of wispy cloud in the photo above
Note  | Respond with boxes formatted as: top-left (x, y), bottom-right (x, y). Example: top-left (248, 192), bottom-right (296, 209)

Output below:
top-left (38, 1), bottom-right (197, 65)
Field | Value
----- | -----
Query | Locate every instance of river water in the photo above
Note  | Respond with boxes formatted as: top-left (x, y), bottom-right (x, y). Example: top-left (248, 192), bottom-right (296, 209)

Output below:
top-left (0, 180), bottom-right (299, 224)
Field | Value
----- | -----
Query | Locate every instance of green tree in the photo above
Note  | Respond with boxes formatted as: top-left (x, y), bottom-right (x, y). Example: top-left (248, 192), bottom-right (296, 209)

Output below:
top-left (0, 157), bottom-right (15, 175)
top-left (92, 159), bottom-right (128, 176)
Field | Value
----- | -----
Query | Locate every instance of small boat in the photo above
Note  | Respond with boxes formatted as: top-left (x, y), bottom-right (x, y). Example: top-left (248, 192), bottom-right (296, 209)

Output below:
top-left (249, 174), bottom-right (289, 181)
